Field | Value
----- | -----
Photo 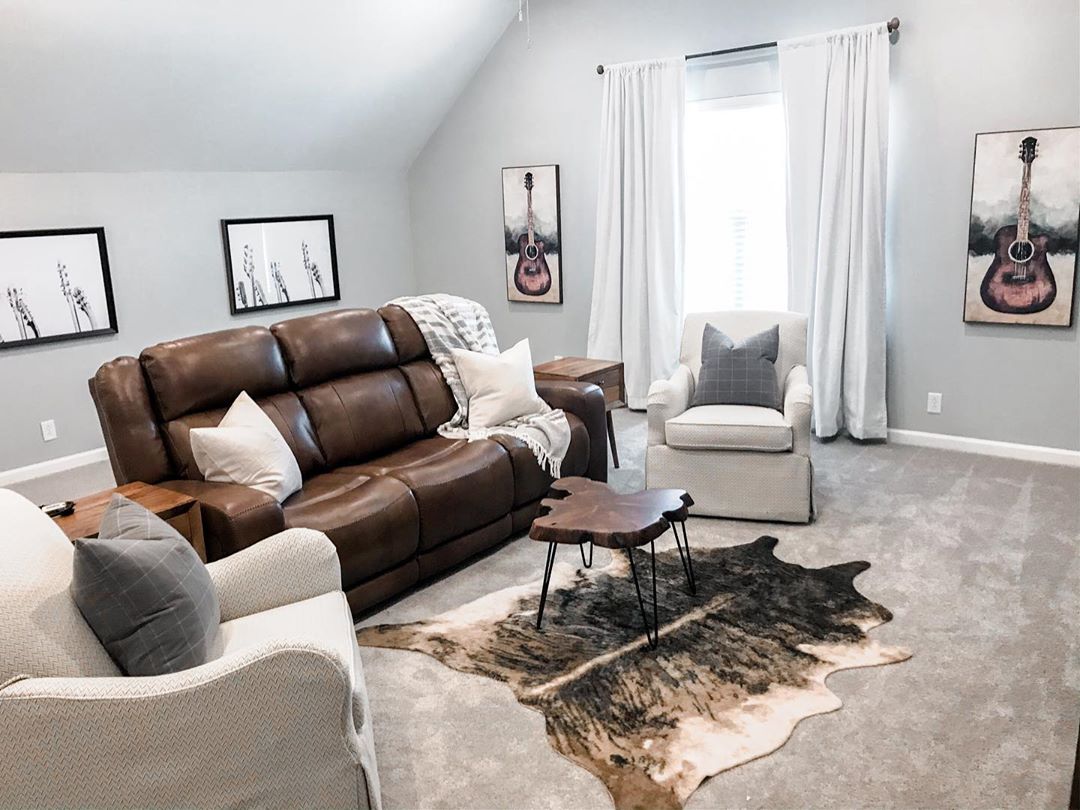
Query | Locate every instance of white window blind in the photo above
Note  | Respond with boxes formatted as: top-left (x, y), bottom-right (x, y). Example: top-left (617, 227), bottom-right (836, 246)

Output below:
top-left (684, 51), bottom-right (788, 313)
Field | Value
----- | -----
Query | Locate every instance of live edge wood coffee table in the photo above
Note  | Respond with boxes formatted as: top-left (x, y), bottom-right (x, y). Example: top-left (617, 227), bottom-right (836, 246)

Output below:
top-left (529, 477), bottom-right (695, 649)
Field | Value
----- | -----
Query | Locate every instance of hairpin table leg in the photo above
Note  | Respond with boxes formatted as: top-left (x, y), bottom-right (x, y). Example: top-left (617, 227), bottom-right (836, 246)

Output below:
top-left (579, 540), bottom-right (593, 568)
top-left (670, 521), bottom-right (696, 595)
top-left (536, 541), bottom-right (558, 630)
top-left (626, 540), bottom-right (659, 649)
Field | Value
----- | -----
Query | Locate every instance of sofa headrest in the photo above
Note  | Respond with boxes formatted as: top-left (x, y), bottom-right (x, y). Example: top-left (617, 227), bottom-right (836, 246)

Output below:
top-left (271, 309), bottom-right (398, 388)
top-left (0, 489), bottom-right (120, 682)
top-left (378, 305), bottom-right (429, 364)
top-left (141, 327), bottom-right (289, 422)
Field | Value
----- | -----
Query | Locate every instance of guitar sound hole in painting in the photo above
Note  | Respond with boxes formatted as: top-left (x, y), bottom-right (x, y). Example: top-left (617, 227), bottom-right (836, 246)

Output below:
top-left (1006, 239), bottom-right (1034, 263)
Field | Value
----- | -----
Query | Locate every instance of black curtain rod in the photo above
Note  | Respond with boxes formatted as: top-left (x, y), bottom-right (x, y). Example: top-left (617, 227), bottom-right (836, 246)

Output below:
top-left (596, 17), bottom-right (900, 74)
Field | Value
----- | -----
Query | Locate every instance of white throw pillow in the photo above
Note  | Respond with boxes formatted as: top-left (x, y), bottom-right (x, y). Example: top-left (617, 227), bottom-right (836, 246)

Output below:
top-left (189, 391), bottom-right (302, 503)
top-left (451, 339), bottom-right (544, 429)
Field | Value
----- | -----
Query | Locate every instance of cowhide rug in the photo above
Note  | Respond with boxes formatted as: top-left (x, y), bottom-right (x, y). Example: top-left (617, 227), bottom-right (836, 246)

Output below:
top-left (357, 536), bottom-right (911, 810)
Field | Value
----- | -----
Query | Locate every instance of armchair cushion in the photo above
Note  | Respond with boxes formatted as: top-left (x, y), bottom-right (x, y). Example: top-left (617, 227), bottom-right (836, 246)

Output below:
top-left (665, 405), bottom-right (793, 452)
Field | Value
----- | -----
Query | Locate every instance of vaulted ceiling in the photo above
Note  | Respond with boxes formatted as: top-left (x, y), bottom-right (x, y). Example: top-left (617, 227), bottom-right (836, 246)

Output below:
top-left (0, 0), bottom-right (519, 171)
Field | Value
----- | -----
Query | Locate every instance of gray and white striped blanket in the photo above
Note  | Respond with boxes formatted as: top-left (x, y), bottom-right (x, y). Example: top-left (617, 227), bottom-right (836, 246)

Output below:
top-left (390, 294), bottom-right (570, 477)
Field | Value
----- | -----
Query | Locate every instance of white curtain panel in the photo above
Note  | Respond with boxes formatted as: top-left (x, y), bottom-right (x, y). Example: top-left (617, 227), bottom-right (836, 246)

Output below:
top-left (587, 57), bottom-right (685, 409)
top-left (779, 23), bottom-right (890, 440)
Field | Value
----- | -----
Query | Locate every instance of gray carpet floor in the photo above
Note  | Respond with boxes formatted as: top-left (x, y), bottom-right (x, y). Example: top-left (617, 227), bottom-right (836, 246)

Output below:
top-left (357, 409), bottom-right (1080, 809)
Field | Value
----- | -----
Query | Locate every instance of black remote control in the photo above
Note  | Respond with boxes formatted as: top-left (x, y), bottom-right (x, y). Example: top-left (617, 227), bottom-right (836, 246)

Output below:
top-left (41, 500), bottom-right (76, 518)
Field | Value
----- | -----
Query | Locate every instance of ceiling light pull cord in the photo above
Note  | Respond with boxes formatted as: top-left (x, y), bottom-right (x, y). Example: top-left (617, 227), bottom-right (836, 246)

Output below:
top-left (519, 0), bottom-right (532, 49)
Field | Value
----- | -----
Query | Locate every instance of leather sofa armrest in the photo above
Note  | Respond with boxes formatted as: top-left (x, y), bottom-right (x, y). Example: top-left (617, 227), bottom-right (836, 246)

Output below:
top-left (783, 364), bottom-right (813, 457)
top-left (157, 480), bottom-right (285, 561)
top-left (535, 380), bottom-right (608, 482)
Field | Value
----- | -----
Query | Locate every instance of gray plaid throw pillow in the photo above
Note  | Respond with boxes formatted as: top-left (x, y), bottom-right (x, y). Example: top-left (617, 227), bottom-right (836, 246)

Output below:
top-left (70, 495), bottom-right (220, 676)
top-left (691, 323), bottom-right (782, 411)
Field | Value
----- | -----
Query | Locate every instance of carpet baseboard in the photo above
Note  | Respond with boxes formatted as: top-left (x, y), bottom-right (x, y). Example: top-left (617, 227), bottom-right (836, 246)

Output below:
top-left (0, 447), bottom-right (110, 487)
top-left (888, 429), bottom-right (1080, 468)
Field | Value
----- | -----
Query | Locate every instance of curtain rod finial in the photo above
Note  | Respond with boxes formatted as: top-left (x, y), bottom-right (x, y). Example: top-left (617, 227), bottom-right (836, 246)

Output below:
top-left (887, 17), bottom-right (900, 32)
top-left (596, 64), bottom-right (605, 74)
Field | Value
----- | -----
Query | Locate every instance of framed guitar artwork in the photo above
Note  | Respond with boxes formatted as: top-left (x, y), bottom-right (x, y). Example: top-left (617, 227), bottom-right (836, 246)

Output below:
top-left (502, 164), bottom-right (563, 304)
top-left (963, 126), bottom-right (1079, 327)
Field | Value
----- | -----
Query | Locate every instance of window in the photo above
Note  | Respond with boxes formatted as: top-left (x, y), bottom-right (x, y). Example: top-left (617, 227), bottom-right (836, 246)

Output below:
top-left (684, 56), bottom-right (788, 313)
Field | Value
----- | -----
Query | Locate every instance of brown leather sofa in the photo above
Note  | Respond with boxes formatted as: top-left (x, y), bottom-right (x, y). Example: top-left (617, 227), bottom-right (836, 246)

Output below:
top-left (89, 306), bottom-right (607, 614)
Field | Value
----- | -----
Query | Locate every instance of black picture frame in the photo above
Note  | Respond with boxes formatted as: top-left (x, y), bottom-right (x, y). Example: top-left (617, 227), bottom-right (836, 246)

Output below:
top-left (0, 227), bottom-right (118, 351)
top-left (221, 214), bottom-right (341, 315)
top-left (502, 164), bottom-right (564, 304)
top-left (963, 125), bottom-right (1079, 328)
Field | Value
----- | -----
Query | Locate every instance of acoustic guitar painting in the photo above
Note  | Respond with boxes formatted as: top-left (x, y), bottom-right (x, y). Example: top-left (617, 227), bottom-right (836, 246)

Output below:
top-left (502, 164), bottom-right (563, 304)
top-left (964, 127), bottom-right (1079, 327)
top-left (514, 172), bottom-right (553, 296)
top-left (978, 138), bottom-right (1056, 314)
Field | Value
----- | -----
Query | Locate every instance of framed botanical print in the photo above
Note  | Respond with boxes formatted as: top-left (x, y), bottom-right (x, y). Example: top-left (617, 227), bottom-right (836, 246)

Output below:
top-left (502, 164), bottom-right (563, 304)
top-left (964, 126), bottom-right (1079, 326)
top-left (0, 227), bottom-right (118, 350)
top-left (222, 214), bottom-right (340, 315)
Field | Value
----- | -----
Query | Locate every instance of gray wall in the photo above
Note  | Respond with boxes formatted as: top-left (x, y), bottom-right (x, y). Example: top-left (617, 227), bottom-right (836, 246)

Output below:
top-left (409, 0), bottom-right (1080, 450)
top-left (1, 170), bottom-right (414, 470)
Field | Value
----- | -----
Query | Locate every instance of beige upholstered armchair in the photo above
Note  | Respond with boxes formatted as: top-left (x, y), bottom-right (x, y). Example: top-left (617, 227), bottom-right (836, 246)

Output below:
top-left (646, 311), bottom-right (813, 523)
top-left (0, 488), bottom-right (381, 810)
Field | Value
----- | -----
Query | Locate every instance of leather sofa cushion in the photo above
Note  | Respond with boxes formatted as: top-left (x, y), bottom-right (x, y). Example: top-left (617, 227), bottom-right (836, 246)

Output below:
top-left (162, 392), bottom-right (324, 480)
top-left (492, 412), bottom-right (590, 507)
top-left (272, 309), bottom-right (398, 388)
top-left (378, 305), bottom-right (428, 363)
top-left (348, 437), bottom-right (513, 550)
top-left (283, 473), bottom-right (419, 587)
top-left (399, 360), bottom-right (456, 433)
top-left (141, 327), bottom-right (289, 421)
top-left (665, 405), bottom-right (793, 452)
top-left (299, 369), bottom-right (425, 467)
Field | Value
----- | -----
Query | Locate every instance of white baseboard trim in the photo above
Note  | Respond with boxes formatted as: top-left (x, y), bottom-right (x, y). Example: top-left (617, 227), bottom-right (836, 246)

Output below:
top-left (0, 447), bottom-right (110, 488)
top-left (888, 429), bottom-right (1080, 468)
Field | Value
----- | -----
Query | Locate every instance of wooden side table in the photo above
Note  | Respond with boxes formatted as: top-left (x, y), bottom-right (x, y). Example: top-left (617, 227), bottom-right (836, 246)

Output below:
top-left (53, 481), bottom-right (206, 562)
top-left (534, 356), bottom-right (625, 468)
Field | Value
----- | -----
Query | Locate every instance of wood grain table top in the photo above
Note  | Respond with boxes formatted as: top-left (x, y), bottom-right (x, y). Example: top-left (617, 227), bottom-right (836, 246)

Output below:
top-left (53, 481), bottom-right (197, 541)
top-left (530, 477), bottom-right (693, 549)
top-left (533, 356), bottom-right (621, 379)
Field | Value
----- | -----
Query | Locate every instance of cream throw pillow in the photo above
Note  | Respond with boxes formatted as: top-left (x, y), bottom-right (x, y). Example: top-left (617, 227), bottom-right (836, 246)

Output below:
top-left (451, 339), bottom-right (545, 429)
top-left (190, 392), bottom-right (302, 503)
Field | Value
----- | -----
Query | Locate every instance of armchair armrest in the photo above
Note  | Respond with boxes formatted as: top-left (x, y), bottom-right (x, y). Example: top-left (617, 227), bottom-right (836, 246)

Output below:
top-left (0, 641), bottom-right (379, 809)
top-left (158, 479), bottom-right (285, 560)
top-left (783, 364), bottom-right (813, 457)
top-left (647, 364), bottom-right (694, 446)
top-left (535, 379), bottom-right (608, 482)
top-left (206, 528), bottom-right (342, 622)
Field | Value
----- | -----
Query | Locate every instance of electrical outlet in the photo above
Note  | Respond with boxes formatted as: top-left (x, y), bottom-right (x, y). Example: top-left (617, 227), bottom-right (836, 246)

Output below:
top-left (40, 419), bottom-right (57, 442)
top-left (926, 392), bottom-right (942, 414)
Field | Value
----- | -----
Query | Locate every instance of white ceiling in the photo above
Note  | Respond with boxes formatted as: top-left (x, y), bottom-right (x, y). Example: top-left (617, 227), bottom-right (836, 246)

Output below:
top-left (0, 0), bottom-right (519, 172)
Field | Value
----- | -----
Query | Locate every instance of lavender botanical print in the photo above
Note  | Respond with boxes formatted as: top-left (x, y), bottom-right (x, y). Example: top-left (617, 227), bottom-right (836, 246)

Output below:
top-left (357, 536), bottom-right (911, 810)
